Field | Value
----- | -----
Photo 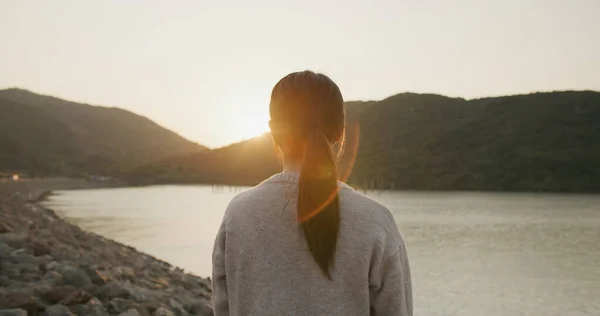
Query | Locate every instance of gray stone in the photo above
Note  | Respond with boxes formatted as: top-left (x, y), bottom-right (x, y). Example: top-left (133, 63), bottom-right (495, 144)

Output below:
top-left (45, 261), bottom-right (59, 271)
top-left (89, 305), bottom-right (110, 316)
top-left (106, 299), bottom-right (133, 314)
top-left (36, 255), bottom-right (53, 268)
top-left (114, 267), bottom-right (136, 281)
top-left (0, 276), bottom-right (10, 287)
top-left (9, 253), bottom-right (38, 266)
top-left (42, 271), bottom-right (64, 286)
top-left (0, 309), bottom-right (27, 316)
top-left (171, 307), bottom-right (187, 316)
top-left (83, 267), bottom-right (109, 285)
top-left (19, 264), bottom-right (40, 274)
top-left (10, 249), bottom-right (27, 255)
top-left (49, 247), bottom-right (72, 262)
top-left (167, 300), bottom-right (186, 316)
top-left (66, 305), bottom-right (86, 316)
top-left (3, 267), bottom-right (20, 278)
top-left (118, 309), bottom-right (141, 316)
top-left (0, 221), bottom-right (12, 233)
top-left (186, 301), bottom-right (212, 316)
top-left (15, 273), bottom-right (39, 282)
top-left (153, 307), bottom-right (174, 316)
top-left (70, 303), bottom-right (109, 316)
top-left (168, 300), bottom-right (183, 310)
top-left (107, 298), bottom-right (149, 316)
top-left (60, 267), bottom-right (92, 288)
top-left (43, 304), bottom-right (74, 316)
top-left (97, 282), bottom-right (130, 300)
top-left (128, 289), bottom-right (149, 303)
top-left (59, 290), bottom-right (93, 306)
top-left (0, 242), bottom-right (11, 257)
top-left (0, 234), bottom-right (27, 249)
top-left (31, 242), bottom-right (51, 257)
top-left (38, 285), bottom-right (77, 305)
top-left (0, 289), bottom-right (44, 314)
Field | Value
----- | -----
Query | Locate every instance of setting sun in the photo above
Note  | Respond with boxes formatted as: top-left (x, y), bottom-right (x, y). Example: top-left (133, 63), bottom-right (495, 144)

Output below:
top-left (231, 111), bottom-right (270, 143)
top-left (215, 89), bottom-right (271, 147)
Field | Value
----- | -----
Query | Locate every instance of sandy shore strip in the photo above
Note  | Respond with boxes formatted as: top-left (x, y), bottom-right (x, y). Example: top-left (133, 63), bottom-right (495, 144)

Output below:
top-left (0, 179), bottom-right (213, 316)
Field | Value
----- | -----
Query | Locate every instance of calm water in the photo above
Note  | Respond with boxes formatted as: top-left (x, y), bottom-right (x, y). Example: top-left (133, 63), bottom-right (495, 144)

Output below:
top-left (43, 186), bottom-right (600, 316)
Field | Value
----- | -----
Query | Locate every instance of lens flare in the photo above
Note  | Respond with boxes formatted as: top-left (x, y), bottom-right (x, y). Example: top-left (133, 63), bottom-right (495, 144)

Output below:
top-left (297, 122), bottom-right (360, 223)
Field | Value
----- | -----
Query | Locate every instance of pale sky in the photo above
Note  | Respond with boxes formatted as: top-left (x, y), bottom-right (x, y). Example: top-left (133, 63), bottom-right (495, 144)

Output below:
top-left (1, 0), bottom-right (599, 148)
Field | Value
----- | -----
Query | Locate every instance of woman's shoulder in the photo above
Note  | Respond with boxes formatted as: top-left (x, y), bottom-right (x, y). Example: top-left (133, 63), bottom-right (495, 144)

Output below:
top-left (338, 186), bottom-right (402, 240)
top-left (221, 180), bottom-right (289, 220)
top-left (339, 186), bottom-right (396, 221)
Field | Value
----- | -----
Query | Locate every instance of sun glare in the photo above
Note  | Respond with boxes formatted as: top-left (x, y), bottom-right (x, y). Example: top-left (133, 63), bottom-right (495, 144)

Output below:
top-left (216, 104), bottom-right (270, 146)
top-left (216, 86), bottom-right (272, 146)
top-left (233, 112), bottom-right (270, 142)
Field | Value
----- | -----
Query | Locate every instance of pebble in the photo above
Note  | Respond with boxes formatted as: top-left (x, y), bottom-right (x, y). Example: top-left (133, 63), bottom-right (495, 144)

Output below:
top-left (43, 304), bottom-right (75, 316)
top-left (0, 221), bottom-right (12, 233)
top-left (4, 268), bottom-right (20, 278)
top-left (187, 301), bottom-right (212, 316)
top-left (167, 299), bottom-right (186, 316)
top-left (153, 307), bottom-right (174, 316)
top-left (8, 253), bottom-right (38, 266)
top-left (128, 289), bottom-right (149, 303)
top-left (87, 269), bottom-right (110, 285)
top-left (42, 271), bottom-right (64, 285)
top-left (118, 309), bottom-right (141, 316)
top-left (0, 309), bottom-right (27, 316)
top-left (106, 298), bottom-right (137, 314)
top-left (31, 242), bottom-right (51, 256)
top-left (0, 290), bottom-right (45, 314)
top-left (39, 285), bottom-right (77, 305)
top-left (59, 289), bottom-right (93, 306)
top-left (36, 254), bottom-right (53, 268)
top-left (0, 242), bottom-right (11, 257)
top-left (97, 282), bottom-right (130, 301)
top-left (45, 261), bottom-right (60, 271)
top-left (60, 266), bottom-right (92, 288)
top-left (114, 267), bottom-right (136, 281)
top-left (0, 233), bottom-right (27, 249)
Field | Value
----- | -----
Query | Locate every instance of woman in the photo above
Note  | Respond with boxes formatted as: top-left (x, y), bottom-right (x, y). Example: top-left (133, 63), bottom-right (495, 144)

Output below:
top-left (212, 71), bottom-right (412, 315)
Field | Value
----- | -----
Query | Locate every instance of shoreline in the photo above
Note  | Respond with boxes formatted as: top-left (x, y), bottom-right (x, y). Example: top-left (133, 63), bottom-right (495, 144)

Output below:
top-left (0, 179), bottom-right (213, 316)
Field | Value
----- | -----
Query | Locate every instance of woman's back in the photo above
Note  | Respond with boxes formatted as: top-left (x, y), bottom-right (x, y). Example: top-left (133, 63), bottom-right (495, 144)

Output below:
top-left (212, 172), bottom-right (412, 316)
top-left (213, 70), bottom-right (412, 315)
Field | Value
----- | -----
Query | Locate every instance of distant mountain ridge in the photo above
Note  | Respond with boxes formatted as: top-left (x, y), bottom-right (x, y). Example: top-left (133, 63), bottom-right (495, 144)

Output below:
top-left (2, 88), bottom-right (599, 192)
top-left (128, 90), bottom-right (600, 192)
top-left (0, 88), bottom-right (205, 176)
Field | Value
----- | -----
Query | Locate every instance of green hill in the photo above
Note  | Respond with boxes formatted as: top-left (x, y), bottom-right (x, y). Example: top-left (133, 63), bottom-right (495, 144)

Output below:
top-left (127, 91), bottom-right (600, 192)
top-left (345, 91), bottom-right (600, 192)
top-left (0, 89), bottom-right (204, 176)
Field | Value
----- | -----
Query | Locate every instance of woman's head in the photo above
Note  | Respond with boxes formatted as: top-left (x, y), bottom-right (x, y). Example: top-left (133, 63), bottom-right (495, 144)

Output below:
top-left (269, 70), bottom-right (345, 280)
top-left (269, 71), bottom-right (345, 159)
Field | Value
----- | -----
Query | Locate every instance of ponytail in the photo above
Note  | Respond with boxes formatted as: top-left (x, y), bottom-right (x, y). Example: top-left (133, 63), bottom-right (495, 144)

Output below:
top-left (297, 126), bottom-right (340, 280)
top-left (269, 70), bottom-right (345, 280)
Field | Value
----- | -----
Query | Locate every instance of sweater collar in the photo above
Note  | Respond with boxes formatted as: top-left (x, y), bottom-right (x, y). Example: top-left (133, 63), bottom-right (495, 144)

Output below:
top-left (263, 171), bottom-right (354, 191)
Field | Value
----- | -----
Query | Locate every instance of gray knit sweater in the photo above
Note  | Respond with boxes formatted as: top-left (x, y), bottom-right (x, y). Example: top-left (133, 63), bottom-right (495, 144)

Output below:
top-left (212, 172), bottom-right (412, 316)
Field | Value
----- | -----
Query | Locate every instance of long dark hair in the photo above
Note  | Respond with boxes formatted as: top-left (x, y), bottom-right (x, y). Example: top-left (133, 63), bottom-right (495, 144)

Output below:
top-left (269, 71), bottom-right (345, 280)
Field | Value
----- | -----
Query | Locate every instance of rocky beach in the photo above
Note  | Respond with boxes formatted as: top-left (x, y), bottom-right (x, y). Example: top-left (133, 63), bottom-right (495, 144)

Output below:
top-left (0, 179), bottom-right (213, 316)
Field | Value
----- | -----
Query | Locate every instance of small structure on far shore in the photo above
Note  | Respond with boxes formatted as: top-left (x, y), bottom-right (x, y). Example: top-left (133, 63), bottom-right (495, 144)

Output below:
top-left (0, 172), bottom-right (24, 181)
top-left (88, 174), bottom-right (113, 182)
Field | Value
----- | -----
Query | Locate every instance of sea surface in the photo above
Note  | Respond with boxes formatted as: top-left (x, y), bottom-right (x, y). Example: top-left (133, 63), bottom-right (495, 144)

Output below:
top-left (43, 185), bottom-right (600, 316)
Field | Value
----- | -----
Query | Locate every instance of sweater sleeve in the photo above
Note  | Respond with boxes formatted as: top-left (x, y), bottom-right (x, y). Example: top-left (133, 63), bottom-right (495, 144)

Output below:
top-left (212, 220), bottom-right (229, 316)
top-left (369, 239), bottom-right (413, 316)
